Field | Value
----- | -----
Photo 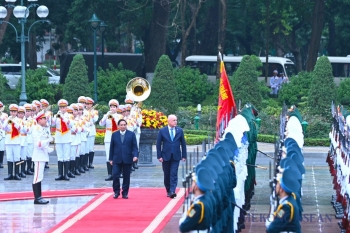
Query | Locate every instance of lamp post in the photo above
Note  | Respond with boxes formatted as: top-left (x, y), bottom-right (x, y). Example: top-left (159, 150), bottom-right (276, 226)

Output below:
top-left (89, 14), bottom-right (101, 103)
top-left (0, 0), bottom-right (49, 105)
top-left (99, 21), bottom-right (107, 70)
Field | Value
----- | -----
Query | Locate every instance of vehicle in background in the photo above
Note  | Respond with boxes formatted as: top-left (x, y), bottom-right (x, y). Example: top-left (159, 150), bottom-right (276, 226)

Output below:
top-left (185, 55), bottom-right (297, 85)
top-left (0, 64), bottom-right (60, 89)
top-left (322, 56), bottom-right (350, 85)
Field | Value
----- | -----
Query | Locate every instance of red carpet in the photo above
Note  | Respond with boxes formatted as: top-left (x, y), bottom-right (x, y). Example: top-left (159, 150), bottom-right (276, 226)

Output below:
top-left (48, 188), bottom-right (184, 233)
top-left (0, 188), bottom-right (106, 201)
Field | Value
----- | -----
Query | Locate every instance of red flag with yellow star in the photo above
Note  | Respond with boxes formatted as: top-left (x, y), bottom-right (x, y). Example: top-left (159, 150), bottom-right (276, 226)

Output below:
top-left (216, 57), bottom-right (236, 140)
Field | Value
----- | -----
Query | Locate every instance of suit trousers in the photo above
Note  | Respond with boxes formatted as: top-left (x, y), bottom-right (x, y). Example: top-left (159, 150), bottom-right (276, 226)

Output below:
top-left (5, 144), bottom-right (21, 162)
top-left (20, 146), bottom-right (27, 160)
top-left (112, 162), bottom-right (132, 196)
top-left (162, 156), bottom-right (180, 193)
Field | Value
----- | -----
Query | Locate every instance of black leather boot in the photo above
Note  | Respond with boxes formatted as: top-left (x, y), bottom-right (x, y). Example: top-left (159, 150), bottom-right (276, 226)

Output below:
top-left (4, 161), bottom-right (14, 180)
top-left (88, 151), bottom-right (94, 169)
top-left (84, 153), bottom-right (89, 171)
top-left (33, 182), bottom-right (49, 204)
top-left (0, 151), bottom-right (4, 168)
top-left (55, 161), bottom-right (64, 180)
top-left (20, 160), bottom-right (26, 178)
top-left (13, 162), bottom-right (21, 180)
top-left (26, 158), bottom-right (33, 175)
top-left (105, 162), bottom-right (113, 181)
top-left (63, 161), bottom-right (70, 180)
top-left (68, 160), bottom-right (75, 178)
top-left (30, 162), bottom-right (34, 172)
top-left (79, 155), bottom-right (85, 173)
top-left (45, 162), bottom-right (49, 169)
top-left (74, 158), bottom-right (81, 175)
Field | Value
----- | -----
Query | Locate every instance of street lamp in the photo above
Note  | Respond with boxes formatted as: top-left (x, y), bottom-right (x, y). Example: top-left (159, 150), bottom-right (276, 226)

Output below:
top-left (89, 13), bottom-right (101, 103)
top-left (99, 21), bottom-right (107, 70)
top-left (0, 0), bottom-right (49, 105)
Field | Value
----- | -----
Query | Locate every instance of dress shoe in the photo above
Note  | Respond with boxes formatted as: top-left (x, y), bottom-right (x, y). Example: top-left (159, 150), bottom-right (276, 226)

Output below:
top-left (113, 193), bottom-right (119, 199)
top-left (122, 195), bottom-right (128, 199)
top-left (170, 193), bottom-right (176, 198)
top-left (34, 198), bottom-right (49, 205)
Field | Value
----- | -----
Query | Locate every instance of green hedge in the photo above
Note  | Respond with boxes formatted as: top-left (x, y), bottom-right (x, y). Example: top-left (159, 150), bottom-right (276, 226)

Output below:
top-left (257, 134), bottom-right (330, 146)
top-left (95, 133), bottom-right (330, 147)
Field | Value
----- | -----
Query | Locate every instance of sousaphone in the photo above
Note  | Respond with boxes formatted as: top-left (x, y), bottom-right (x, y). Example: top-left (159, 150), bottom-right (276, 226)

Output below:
top-left (126, 77), bottom-right (151, 102)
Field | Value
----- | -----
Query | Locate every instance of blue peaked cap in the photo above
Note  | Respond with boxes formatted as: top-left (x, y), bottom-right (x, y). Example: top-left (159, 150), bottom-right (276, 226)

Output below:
top-left (195, 167), bottom-right (216, 192)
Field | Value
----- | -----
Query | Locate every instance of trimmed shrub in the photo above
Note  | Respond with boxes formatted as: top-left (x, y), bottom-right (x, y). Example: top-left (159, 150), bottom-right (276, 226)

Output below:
top-left (14, 68), bottom-right (57, 104)
top-left (231, 55), bottom-right (263, 109)
top-left (174, 66), bottom-right (213, 106)
top-left (63, 54), bottom-right (90, 104)
top-left (147, 55), bottom-right (179, 115)
top-left (308, 56), bottom-right (336, 115)
top-left (278, 71), bottom-right (312, 108)
top-left (337, 79), bottom-right (350, 107)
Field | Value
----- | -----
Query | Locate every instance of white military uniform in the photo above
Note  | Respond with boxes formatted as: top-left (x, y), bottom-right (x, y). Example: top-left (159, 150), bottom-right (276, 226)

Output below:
top-left (85, 107), bottom-right (98, 153)
top-left (18, 116), bottom-right (29, 161)
top-left (0, 112), bottom-right (8, 152)
top-left (52, 112), bottom-right (74, 161)
top-left (69, 115), bottom-right (82, 160)
top-left (99, 111), bottom-right (121, 161)
top-left (3, 116), bottom-right (21, 162)
top-left (32, 124), bottom-right (53, 184)
top-left (130, 105), bottom-right (142, 149)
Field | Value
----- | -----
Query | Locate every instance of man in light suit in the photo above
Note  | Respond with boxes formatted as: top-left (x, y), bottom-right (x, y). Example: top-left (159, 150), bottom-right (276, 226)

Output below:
top-left (109, 119), bottom-right (138, 199)
top-left (156, 114), bottom-right (187, 198)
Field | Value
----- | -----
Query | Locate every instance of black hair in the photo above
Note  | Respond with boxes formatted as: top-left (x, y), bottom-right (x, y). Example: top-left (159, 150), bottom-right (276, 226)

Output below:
top-left (118, 119), bottom-right (127, 125)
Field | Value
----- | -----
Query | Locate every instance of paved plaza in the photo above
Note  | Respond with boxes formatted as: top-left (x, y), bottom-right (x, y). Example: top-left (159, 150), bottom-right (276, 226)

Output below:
top-left (0, 143), bottom-right (340, 233)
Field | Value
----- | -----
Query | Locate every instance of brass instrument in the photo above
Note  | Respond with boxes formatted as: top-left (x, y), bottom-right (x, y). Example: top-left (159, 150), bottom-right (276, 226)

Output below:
top-left (8, 116), bottom-right (13, 124)
top-left (108, 111), bottom-right (114, 119)
top-left (56, 111), bottom-right (62, 118)
top-left (126, 77), bottom-right (151, 102)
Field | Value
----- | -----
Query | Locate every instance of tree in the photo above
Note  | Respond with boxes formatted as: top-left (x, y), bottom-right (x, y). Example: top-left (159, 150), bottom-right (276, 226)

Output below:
top-left (231, 55), bottom-right (262, 109)
top-left (14, 68), bottom-right (57, 104)
top-left (147, 55), bottom-right (179, 114)
top-left (95, 63), bottom-right (136, 105)
top-left (63, 54), bottom-right (90, 104)
top-left (308, 56), bottom-right (336, 115)
top-left (305, 0), bottom-right (325, 71)
top-left (174, 66), bottom-right (213, 106)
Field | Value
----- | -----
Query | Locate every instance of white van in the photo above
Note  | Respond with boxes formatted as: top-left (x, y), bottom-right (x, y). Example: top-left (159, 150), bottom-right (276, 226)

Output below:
top-left (0, 64), bottom-right (60, 89)
top-left (185, 55), bottom-right (297, 85)
top-left (321, 56), bottom-right (350, 85)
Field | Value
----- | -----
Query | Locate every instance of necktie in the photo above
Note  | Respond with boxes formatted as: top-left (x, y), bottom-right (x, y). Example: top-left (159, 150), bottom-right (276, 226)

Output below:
top-left (170, 128), bottom-right (174, 141)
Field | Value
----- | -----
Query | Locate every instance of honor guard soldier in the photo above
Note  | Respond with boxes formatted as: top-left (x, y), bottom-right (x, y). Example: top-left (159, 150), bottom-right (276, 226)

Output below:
top-left (70, 103), bottom-right (82, 176)
top-left (179, 166), bottom-right (214, 233)
top-left (17, 106), bottom-right (29, 178)
top-left (32, 100), bottom-right (42, 114)
top-left (99, 99), bottom-right (121, 181)
top-left (3, 104), bottom-right (22, 180)
top-left (266, 165), bottom-right (301, 233)
top-left (52, 99), bottom-right (73, 181)
top-left (85, 97), bottom-right (98, 169)
top-left (32, 110), bottom-right (53, 205)
top-left (40, 99), bottom-right (51, 169)
top-left (40, 99), bottom-right (52, 126)
top-left (24, 103), bottom-right (34, 175)
top-left (0, 101), bottom-right (7, 168)
top-left (66, 106), bottom-right (80, 178)
top-left (77, 102), bottom-right (89, 172)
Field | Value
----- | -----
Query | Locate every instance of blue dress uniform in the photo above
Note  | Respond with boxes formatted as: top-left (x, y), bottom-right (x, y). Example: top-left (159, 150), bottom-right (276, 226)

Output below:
top-left (179, 167), bottom-right (214, 233)
top-left (267, 163), bottom-right (302, 233)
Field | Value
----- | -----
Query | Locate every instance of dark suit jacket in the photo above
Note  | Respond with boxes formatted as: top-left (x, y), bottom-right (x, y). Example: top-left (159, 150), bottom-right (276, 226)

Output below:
top-left (109, 130), bottom-right (138, 164)
top-left (156, 126), bottom-right (187, 161)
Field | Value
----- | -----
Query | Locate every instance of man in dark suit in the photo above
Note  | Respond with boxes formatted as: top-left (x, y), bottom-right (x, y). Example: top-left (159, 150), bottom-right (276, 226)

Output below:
top-left (109, 119), bottom-right (138, 199)
top-left (156, 114), bottom-right (187, 198)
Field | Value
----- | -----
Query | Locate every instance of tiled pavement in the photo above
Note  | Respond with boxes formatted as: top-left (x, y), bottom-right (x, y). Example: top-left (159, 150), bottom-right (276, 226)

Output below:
top-left (0, 143), bottom-right (341, 233)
